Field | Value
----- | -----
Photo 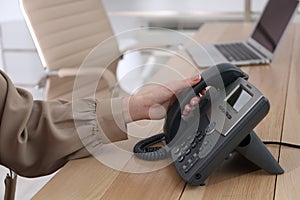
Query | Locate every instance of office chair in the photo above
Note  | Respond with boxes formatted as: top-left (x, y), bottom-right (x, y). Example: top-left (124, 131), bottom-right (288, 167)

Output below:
top-left (20, 0), bottom-right (179, 101)
top-left (19, 0), bottom-right (124, 100)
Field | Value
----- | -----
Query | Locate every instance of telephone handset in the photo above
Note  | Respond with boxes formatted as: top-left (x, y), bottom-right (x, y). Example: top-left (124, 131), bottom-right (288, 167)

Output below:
top-left (134, 63), bottom-right (284, 186)
top-left (164, 63), bottom-right (249, 143)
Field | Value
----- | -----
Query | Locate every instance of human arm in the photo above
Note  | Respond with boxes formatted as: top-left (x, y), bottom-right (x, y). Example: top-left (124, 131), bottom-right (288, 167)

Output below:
top-left (0, 70), bottom-right (126, 177)
top-left (0, 69), bottom-right (202, 177)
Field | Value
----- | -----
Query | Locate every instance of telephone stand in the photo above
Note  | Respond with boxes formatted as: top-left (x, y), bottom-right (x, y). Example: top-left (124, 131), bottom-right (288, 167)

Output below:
top-left (235, 131), bottom-right (284, 174)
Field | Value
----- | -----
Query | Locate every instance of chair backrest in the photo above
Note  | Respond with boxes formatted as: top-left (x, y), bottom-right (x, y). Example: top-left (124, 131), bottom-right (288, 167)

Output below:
top-left (20, 0), bottom-right (120, 100)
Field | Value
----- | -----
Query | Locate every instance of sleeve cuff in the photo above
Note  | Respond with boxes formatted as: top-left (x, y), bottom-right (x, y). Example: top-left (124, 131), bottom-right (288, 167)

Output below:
top-left (72, 98), bottom-right (128, 157)
top-left (95, 97), bottom-right (128, 143)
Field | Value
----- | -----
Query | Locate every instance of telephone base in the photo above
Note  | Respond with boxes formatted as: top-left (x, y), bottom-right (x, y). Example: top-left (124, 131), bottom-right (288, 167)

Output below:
top-left (235, 131), bottom-right (284, 174)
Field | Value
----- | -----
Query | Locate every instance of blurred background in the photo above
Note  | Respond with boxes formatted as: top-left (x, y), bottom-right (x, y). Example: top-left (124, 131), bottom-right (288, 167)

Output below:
top-left (0, 0), bottom-right (299, 199)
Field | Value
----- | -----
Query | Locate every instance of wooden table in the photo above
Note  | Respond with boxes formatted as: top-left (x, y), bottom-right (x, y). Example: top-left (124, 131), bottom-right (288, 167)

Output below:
top-left (34, 22), bottom-right (300, 200)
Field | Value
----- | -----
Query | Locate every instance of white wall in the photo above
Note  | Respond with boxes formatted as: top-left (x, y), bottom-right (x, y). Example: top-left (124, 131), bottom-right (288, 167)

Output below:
top-left (0, 0), bottom-right (299, 23)
top-left (103, 0), bottom-right (300, 33)
top-left (103, 0), bottom-right (244, 12)
top-left (0, 0), bottom-right (298, 33)
top-left (103, 0), bottom-right (298, 13)
top-left (252, 0), bottom-right (268, 12)
top-left (0, 0), bottom-right (23, 22)
top-left (1, 21), bottom-right (44, 85)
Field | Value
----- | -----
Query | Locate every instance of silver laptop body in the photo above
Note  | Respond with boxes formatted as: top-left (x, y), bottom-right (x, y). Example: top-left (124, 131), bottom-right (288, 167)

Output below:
top-left (186, 0), bottom-right (299, 67)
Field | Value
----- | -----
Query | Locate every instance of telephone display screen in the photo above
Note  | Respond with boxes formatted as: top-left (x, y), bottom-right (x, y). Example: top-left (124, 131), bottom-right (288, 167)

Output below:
top-left (227, 86), bottom-right (252, 112)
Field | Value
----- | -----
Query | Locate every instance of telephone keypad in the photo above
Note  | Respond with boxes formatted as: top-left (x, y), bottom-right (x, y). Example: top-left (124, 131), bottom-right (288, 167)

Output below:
top-left (173, 128), bottom-right (207, 174)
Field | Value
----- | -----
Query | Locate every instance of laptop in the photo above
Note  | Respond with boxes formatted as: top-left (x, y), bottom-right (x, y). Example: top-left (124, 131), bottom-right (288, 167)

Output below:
top-left (186, 0), bottom-right (299, 67)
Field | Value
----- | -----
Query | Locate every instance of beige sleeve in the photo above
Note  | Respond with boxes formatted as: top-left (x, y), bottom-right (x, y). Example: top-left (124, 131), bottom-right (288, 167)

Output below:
top-left (0, 70), bottom-right (127, 178)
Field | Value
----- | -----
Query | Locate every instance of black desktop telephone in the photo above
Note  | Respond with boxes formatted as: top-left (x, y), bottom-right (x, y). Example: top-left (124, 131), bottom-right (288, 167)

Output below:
top-left (133, 63), bottom-right (284, 186)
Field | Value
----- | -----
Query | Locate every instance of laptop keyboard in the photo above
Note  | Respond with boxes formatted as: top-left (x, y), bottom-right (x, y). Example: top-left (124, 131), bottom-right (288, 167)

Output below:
top-left (215, 43), bottom-right (261, 62)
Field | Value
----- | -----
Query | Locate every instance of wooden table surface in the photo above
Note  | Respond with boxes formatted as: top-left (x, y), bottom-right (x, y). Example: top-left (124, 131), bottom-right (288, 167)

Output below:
top-left (34, 22), bottom-right (300, 200)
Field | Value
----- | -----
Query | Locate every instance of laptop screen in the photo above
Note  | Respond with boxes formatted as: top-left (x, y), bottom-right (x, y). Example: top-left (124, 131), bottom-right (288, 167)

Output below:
top-left (251, 0), bottom-right (299, 53)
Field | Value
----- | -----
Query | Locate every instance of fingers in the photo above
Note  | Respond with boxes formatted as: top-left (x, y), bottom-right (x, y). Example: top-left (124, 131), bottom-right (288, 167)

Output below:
top-left (172, 75), bottom-right (206, 116)
top-left (200, 89), bottom-right (206, 96)
top-left (167, 74), bottom-right (201, 94)
top-left (182, 96), bottom-right (200, 116)
top-left (190, 96), bottom-right (201, 106)
top-left (182, 104), bottom-right (192, 116)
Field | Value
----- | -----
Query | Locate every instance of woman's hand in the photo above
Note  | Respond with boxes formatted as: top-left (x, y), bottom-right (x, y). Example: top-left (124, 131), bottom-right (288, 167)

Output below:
top-left (123, 74), bottom-right (205, 123)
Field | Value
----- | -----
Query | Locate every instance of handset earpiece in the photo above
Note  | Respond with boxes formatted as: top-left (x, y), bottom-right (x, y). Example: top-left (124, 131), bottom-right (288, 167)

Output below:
top-left (164, 63), bottom-right (248, 143)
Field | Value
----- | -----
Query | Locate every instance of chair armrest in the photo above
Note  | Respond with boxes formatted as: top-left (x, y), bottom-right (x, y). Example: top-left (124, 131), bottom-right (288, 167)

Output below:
top-left (120, 43), bottom-right (183, 56)
top-left (58, 68), bottom-right (117, 89)
top-left (38, 67), bottom-right (117, 90)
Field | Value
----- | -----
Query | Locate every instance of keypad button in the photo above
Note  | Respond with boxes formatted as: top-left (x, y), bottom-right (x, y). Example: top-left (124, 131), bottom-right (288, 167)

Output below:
top-left (181, 142), bottom-right (186, 148)
top-left (178, 155), bottom-right (185, 162)
top-left (184, 165), bottom-right (190, 173)
top-left (197, 134), bottom-right (204, 142)
top-left (196, 130), bottom-right (202, 137)
top-left (173, 147), bottom-right (181, 154)
top-left (188, 137), bottom-right (195, 144)
top-left (205, 122), bottom-right (216, 135)
top-left (185, 148), bottom-right (191, 155)
top-left (204, 140), bottom-right (209, 146)
top-left (190, 157), bottom-right (199, 167)
top-left (182, 145), bottom-right (189, 151)
top-left (193, 153), bottom-right (198, 158)
top-left (191, 141), bottom-right (197, 148)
